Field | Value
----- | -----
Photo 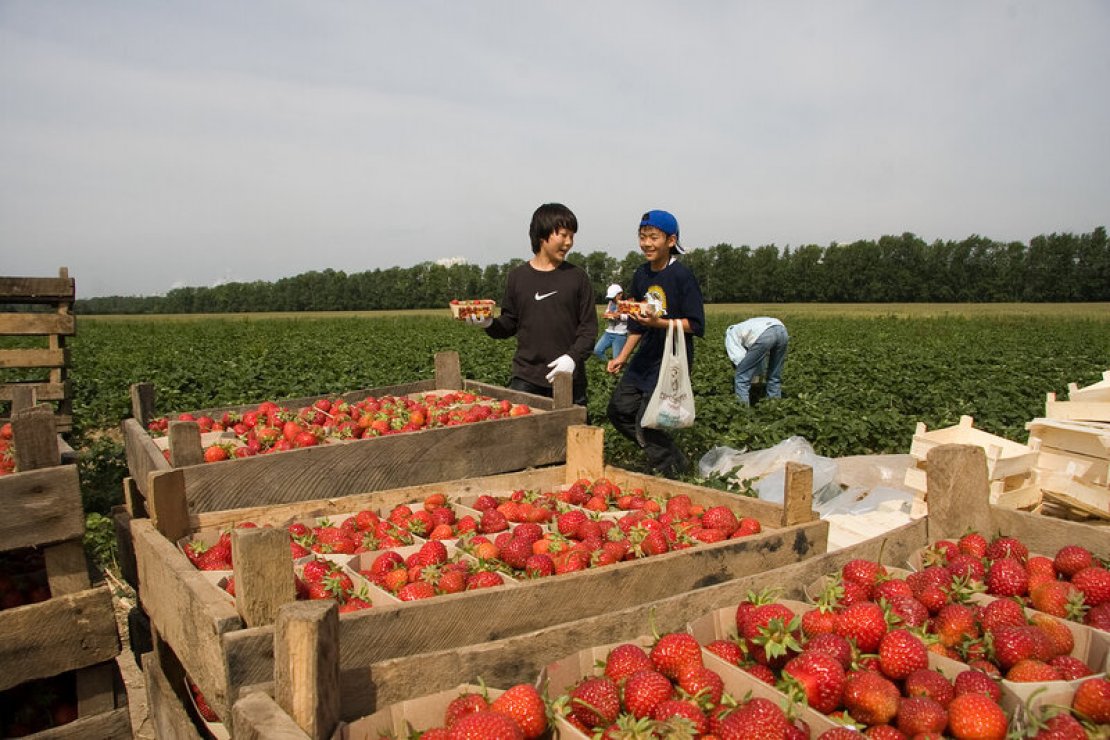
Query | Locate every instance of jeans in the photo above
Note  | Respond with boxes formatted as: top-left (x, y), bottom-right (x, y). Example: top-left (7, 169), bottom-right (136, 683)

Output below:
top-left (606, 377), bottom-right (689, 477)
top-left (593, 332), bottom-right (628, 361)
top-left (733, 324), bottom-right (789, 405)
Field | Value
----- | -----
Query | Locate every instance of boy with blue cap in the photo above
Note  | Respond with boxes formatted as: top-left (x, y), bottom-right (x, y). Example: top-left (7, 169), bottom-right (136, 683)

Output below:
top-left (606, 210), bottom-right (705, 477)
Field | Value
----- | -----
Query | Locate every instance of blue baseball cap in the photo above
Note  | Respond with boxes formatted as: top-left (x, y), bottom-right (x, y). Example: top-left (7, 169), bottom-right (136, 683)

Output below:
top-left (639, 210), bottom-right (684, 253)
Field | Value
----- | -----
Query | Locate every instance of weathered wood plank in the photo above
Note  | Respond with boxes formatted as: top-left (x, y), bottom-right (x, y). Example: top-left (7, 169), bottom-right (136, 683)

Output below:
top-left (361, 519), bottom-right (926, 714)
top-left (0, 380), bottom-right (68, 402)
top-left (44, 540), bottom-right (91, 595)
top-left (925, 444), bottom-right (993, 540)
top-left (433, 351), bottom-right (462, 391)
top-left (176, 407), bottom-right (585, 513)
top-left (551, 372), bottom-right (573, 409)
top-left (149, 468), bottom-right (192, 541)
top-left (129, 382), bottom-right (157, 428)
top-left (274, 601), bottom-right (340, 740)
top-left (76, 662), bottom-right (118, 716)
top-left (565, 425), bottom-right (604, 482)
top-left (234, 527), bottom-right (297, 628)
top-left (122, 417), bottom-right (172, 498)
top-left (23, 708), bottom-right (132, 740)
top-left (12, 404), bottom-right (60, 470)
top-left (169, 420), bottom-right (204, 467)
top-left (0, 312), bottom-right (76, 336)
top-left (133, 518), bottom-right (242, 718)
top-left (232, 692), bottom-right (312, 740)
top-left (222, 518), bottom-right (829, 714)
top-left (0, 274), bottom-right (75, 302)
top-left (0, 464), bottom-right (84, 550)
top-left (0, 585), bottom-right (121, 692)
top-left (142, 646), bottom-right (208, 740)
top-left (0, 347), bottom-right (68, 368)
top-left (782, 461), bottom-right (817, 527)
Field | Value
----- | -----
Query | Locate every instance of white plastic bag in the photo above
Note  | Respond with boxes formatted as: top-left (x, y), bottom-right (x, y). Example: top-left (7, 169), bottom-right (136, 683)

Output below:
top-left (641, 320), bottom-right (695, 430)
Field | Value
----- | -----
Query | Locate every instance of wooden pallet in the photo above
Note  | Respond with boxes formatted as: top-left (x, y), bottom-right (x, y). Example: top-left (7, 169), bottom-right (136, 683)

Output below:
top-left (0, 406), bottom-right (131, 738)
top-left (122, 351), bottom-right (586, 515)
top-left (0, 268), bottom-right (76, 434)
top-left (128, 425), bottom-right (828, 732)
top-left (229, 444), bottom-right (1110, 740)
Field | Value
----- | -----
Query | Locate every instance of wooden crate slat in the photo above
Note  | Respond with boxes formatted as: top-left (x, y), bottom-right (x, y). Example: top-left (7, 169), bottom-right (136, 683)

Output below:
top-left (0, 464), bottom-right (85, 550)
top-left (22, 708), bottom-right (132, 739)
top-left (141, 406), bottom-right (584, 513)
top-left (0, 380), bottom-right (69, 401)
top-left (141, 646), bottom-right (209, 740)
top-left (0, 585), bottom-right (121, 692)
top-left (0, 275), bottom-right (75, 302)
top-left (0, 312), bottom-right (76, 336)
top-left (0, 347), bottom-right (69, 369)
top-left (132, 518), bottom-right (244, 716)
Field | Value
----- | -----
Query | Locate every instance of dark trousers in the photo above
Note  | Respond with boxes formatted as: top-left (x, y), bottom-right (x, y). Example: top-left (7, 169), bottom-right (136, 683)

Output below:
top-left (606, 376), bottom-right (688, 477)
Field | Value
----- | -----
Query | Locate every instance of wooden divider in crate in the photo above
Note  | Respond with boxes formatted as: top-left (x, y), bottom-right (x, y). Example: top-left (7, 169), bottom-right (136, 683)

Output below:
top-left (130, 425), bottom-right (829, 731)
top-left (1067, 370), bottom-right (1110, 403)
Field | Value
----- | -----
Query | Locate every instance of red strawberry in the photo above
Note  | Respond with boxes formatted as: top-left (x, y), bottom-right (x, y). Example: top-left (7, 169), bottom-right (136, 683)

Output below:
top-left (931, 603), bottom-right (979, 648)
top-left (603, 643), bottom-right (654, 684)
top-left (946, 692), bottom-right (1008, 740)
top-left (1084, 601), bottom-right (1110, 631)
top-left (716, 697), bottom-right (792, 739)
top-left (490, 684), bottom-right (547, 740)
top-left (804, 632), bottom-right (854, 670)
top-left (701, 506), bottom-right (739, 534)
top-left (1030, 613), bottom-right (1075, 658)
top-left (743, 603), bottom-right (801, 666)
top-left (781, 650), bottom-right (846, 714)
top-left (985, 557), bottom-right (1029, 597)
top-left (953, 670), bottom-right (1002, 703)
top-left (985, 535), bottom-right (1028, 563)
top-left (947, 552), bottom-right (986, 582)
top-left (958, 531), bottom-right (988, 558)
top-left (840, 670), bottom-right (900, 727)
top-left (650, 632), bottom-right (703, 679)
top-left (397, 581), bottom-right (435, 601)
top-left (977, 597), bottom-right (1028, 632)
top-left (1006, 658), bottom-right (1062, 682)
top-left (887, 595), bottom-right (929, 628)
top-left (704, 639), bottom-right (743, 666)
top-left (896, 696), bottom-right (948, 736)
top-left (878, 628), bottom-right (929, 680)
top-left (465, 571), bottom-right (504, 590)
top-left (1072, 566), bottom-right (1110, 607)
top-left (989, 624), bottom-right (1038, 670)
top-left (1048, 654), bottom-right (1093, 680)
top-left (650, 699), bottom-right (708, 734)
top-left (447, 710), bottom-right (523, 739)
top-left (1054, 545), bottom-right (1094, 578)
top-left (621, 669), bottom-right (673, 718)
top-left (842, 558), bottom-right (887, 588)
top-left (444, 692), bottom-right (488, 727)
top-left (1071, 675), bottom-right (1110, 724)
top-left (834, 600), bottom-right (888, 654)
top-left (568, 676), bottom-right (620, 729)
top-left (903, 667), bottom-right (955, 708)
top-left (676, 663), bottom-right (724, 706)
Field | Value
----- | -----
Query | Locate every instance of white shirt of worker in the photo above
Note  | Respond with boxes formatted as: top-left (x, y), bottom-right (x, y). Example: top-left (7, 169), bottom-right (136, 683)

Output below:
top-left (725, 317), bottom-right (784, 364)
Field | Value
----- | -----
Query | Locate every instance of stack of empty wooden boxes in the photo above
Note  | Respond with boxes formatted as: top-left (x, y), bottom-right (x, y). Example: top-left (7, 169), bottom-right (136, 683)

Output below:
top-left (904, 415), bottom-right (1040, 510)
top-left (1027, 371), bottom-right (1110, 521)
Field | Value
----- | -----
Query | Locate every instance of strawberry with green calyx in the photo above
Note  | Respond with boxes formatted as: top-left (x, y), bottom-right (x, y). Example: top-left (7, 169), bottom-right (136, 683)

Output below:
top-left (647, 615), bottom-right (703, 680)
top-left (834, 600), bottom-right (889, 655)
top-left (734, 587), bottom-right (782, 635)
top-left (489, 683), bottom-right (548, 740)
top-left (621, 668), bottom-right (673, 718)
top-left (742, 604), bottom-right (802, 668)
top-left (779, 649), bottom-right (846, 714)
top-left (840, 669), bottom-right (900, 727)
top-left (802, 580), bottom-right (842, 637)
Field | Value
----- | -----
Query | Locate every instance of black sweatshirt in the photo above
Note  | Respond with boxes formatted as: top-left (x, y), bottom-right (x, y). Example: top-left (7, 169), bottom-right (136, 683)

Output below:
top-left (486, 261), bottom-right (598, 389)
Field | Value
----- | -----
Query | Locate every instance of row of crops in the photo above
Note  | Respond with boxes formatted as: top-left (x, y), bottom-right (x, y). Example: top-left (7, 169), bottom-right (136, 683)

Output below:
top-left (57, 306), bottom-right (1108, 512)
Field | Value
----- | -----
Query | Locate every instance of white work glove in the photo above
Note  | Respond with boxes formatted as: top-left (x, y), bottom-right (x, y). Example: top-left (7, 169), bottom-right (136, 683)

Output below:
top-left (466, 315), bottom-right (493, 329)
top-left (545, 354), bottom-right (576, 384)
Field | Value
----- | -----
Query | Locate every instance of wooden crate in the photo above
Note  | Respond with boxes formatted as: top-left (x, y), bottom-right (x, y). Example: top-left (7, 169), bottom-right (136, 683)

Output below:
top-left (122, 351), bottom-right (586, 516)
top-left (907, 415), bottom-right (1037, 481)
top-left (130, 426), bottom-right (829, 730)
top-left (0, 268), bottom-right (76, 434)
top-left (0, 658), bottom-right (132, 740)
top-left (0, 406), bottom-right (130, 738)
top-left (1045, 391), bottom-right (1110, 424)
top-left (1068, 370), bottom-right (1110, 403)
top-left (231, 444), bottom-right (1110, 740)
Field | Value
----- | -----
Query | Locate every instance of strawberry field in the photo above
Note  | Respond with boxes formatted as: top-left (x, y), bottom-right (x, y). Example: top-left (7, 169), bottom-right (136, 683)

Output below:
top-left (38, 306), bottom-right (1109, 511)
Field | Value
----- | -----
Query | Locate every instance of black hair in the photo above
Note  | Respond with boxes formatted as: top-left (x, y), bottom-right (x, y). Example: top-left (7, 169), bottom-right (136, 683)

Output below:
top-left (529, 203), bottom-right (578, 254)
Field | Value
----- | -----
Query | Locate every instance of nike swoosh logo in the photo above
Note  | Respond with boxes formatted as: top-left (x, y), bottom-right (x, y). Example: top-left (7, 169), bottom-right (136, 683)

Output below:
top-left (534, 291), bottom-right (558, 301)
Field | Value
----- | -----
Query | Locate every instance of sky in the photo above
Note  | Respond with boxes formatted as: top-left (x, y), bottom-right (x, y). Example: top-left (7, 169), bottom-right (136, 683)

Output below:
top-left (2, 2), bottom-right (1108, 299)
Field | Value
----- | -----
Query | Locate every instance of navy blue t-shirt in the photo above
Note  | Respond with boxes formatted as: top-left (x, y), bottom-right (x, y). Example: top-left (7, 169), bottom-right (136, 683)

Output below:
top-left (624, 258), bottom-right (706, 392)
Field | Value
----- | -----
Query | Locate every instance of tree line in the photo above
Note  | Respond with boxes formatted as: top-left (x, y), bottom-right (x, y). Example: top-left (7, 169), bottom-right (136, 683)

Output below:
top-left (74, 227), bottom-right (1109, 314)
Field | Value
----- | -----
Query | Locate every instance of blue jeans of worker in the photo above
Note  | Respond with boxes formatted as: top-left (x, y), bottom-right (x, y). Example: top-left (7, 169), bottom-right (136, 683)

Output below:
top-left (733, 324), bottom-right (789, 405)
top-left (593, 331), bottom-right (627, 361)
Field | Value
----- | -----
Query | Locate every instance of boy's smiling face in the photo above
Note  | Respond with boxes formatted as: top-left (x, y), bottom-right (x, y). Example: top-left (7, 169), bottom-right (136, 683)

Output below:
top-left (538, 227), bottom-right (575, 265)
top-left (639, 226), bottom-right (675, 268)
